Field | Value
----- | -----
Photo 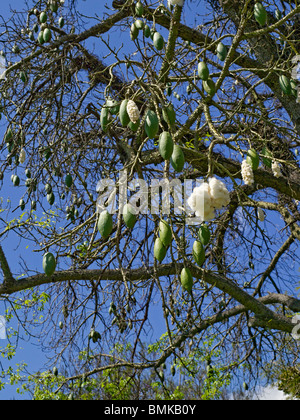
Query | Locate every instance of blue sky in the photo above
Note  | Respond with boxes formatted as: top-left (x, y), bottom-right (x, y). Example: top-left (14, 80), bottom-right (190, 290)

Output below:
top-left (0, 0), bottom-right (118, 400)
top-left (0, 0), bottom-right (176, 399)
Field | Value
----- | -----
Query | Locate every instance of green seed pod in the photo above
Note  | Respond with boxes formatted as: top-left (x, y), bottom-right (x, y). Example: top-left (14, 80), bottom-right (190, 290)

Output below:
top-left (198, 224), bottom-right (211, 246)
top-left (198, 61), bottom-right (209, 81)
top-left (45, 183), bottom-right (52, 194)
top-left (261, 146), bottom-right (272, 168)
top-left (216, 42), bottom-right (227, 61)
top-left (39, 11), bottom-right (48, 23)
top-left (128, 119), bottom-right (140, 132)
top-left (119, 99), bottom-right (130, 127)
top-left (38, 31), bottom-right (45, 44)
top-left (43, 252), bottom-right (56, 276)
top-left (47, 192), bottom-right (55, 205)
top-left (279, 75), bottom-right (292, 95)
top-left (65, 173), bottom-right (73, 188)
top-left (49, 1), bottom-right (59, 13)
top-left (130, 23), bottom-right (139, 40)
top-left (170, 145), bottom-right (185, 172)
top-left (154, 237), bottom-right (167, 262)
top-left (134, 19), bottom-right (144, 30)
top-left (135, 1), bottom-right (144, 17)
top-left (123, 203), bottom-right (137, 229)
top-left (12, 174), bottom-right (20, 186)
top-left (97, 210), bottom-right (113, 238)
top-left (254, 2), bottom-right (267, 26)
top-left (158, 131), bottom-right (174, 160)
top-left (144, 109), bottom-right (159, 138)
top-left (19, 199), bottom-right (25, 210)
top-left (20, 71), bottom-right (28, 83)
top-left (162, 103), bottom-right (176, 127)
top-left (203, 78), bottom-right (216, 96)
top-left (171, 364), bottom-right (176, 376)
top-left (43, 28), bottom-right (52, 43)
top-left (246, 148), bottom-right (260, 170)
top-left (143, 24), bottom-right (151, 38)
top-left (159, 220), bottom-right (172, 247)
top-left (58, 17), bottom-right (65, 28)
top-left (180, 267), bottom-right (193, 294)
top-left (153, 31), bottom-right (164, 50)
top-left (100, 105), bottom-right (110, 132)
top-left (192, 240), bottom-right (205, 266)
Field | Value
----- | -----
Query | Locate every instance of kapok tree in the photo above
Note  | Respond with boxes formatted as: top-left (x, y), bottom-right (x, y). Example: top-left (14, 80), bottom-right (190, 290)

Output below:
top-left (0, 0), bottom-right (300, 397)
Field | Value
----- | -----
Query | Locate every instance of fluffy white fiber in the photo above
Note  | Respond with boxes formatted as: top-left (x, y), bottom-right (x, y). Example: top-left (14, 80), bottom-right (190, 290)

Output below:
top-left (272, 161), bottom-right (281, 178)
top-left (126, 100), bottom-right (140, 124)
top-left (241, 159), bottom-right (254, 185)
top-left (0, 56), bottom-right (6, 80)
top-left (187, 177), bottom-right (230, 222)
top-left (168, 0), bottom-right (184, 6)
top-left (19, 148), bottom-right (26, 164)
top-left (208, 177), bottom-right (230, 209)
top-left (187, 183), bottom-right (215, 221)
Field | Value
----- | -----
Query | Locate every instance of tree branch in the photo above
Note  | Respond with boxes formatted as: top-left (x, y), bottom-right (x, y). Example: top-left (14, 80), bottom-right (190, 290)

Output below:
top-left (0, 245), bottom-right (15, 288)
top-left (0, 263), bottom-right (297, 334)
top-left (140, 147), bottom-right (300, 201)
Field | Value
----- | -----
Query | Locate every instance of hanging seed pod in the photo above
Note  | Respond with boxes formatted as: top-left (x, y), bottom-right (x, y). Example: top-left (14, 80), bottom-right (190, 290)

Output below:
top-left (216, 42), bottom-right (227, 61)
top-left (159, 219), bottom-right (172, 247)
top-left (12, 174), bottom-right (20, 186)
top-left (126, 100), bottom-right (140, 123)
top-left (19, 148), bottom-right (26, 164)
top-left (65, 173), bottom-right (73, 188)
top-left (135, 1), bottom-right (144, 17)
top-left (159, 131), bottom-right (174, 160)
top-left (49, 1), bottom-right (59, 13)
top-left (119, 99), bottom-right (130, 126)
top-left (203, 78), bottom-right (216, 96)
top-left (254, 2), bottom-right (267, 26)
top-left (43, 252), bottom-right (56, 276)
top-left (47, 192), bottom-right (55, 205)
top-left (58, 17), bottom-right (64, 28)
top-left (153, 31), bottom-right (164, 50)
top-left (198, 224), bottom-right (211, 246)
top-left (145, 109), bottom-right (159, 138)
top-left (170, 145), bottom-right (185, 172)
top-left (154, 237), bottom-right (167, 262)
top-left (180, 267), bottom-right (193, 294)
top-left (39, 12), bottom-right (48, 23)
top-left (123, 203), bottom-right (137, 229)
top-left (98, 210), bottom-right (113, 238)
top-left (192, 240), bottom-right (205, 266)
top-left (19, 199), bottom-right (25, 210)
top-left (162, 102), bottom-right (176, 127)
top-left (43, 27), bottom-right (52, 43)
top-left (198, 61), bottom-right (209, 81)
top-left (130, 23), bottom-right (139, 40)
top-left (246, 148), bottom-right (260, 170)
top-left (134, 19), bottom-right (144, 30)
top-left (100, 105), bottom-right (110, 132)
top-left (143, 24), bottom-right (150, 37)
top-left (279, 75), bottom-right (292, 95)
